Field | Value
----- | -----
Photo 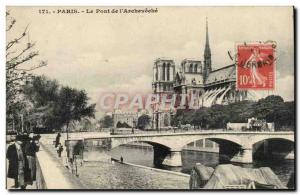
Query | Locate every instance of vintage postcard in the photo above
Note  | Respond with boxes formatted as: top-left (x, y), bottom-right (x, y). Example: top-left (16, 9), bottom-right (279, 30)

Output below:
top-left (6, 6), bottom-right (295, 190)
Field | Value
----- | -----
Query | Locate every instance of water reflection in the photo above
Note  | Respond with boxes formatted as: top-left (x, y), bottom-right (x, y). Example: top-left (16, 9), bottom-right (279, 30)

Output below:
top-left (111, 144), bottom-right (294, 186)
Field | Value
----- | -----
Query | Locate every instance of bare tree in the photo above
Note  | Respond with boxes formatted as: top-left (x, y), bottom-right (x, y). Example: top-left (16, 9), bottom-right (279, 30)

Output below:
top-left (6, 11), bottom-right (47, 131)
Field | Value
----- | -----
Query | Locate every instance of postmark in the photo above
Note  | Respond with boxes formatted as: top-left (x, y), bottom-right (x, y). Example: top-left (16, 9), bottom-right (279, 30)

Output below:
top-left (237, 43), bottom-right (276, 90)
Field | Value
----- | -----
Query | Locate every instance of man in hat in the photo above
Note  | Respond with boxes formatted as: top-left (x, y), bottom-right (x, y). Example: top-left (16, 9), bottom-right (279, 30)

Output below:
top-left (6, 135), bottom-right (26, 189)
top-left (24, 134), bottom-right (40, 183)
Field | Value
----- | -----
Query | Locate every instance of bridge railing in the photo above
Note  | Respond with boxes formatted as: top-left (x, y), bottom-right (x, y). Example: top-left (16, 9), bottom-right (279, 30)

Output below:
top-left (110, 128), bottom-right (225, 135)
top-left (109, 128), bottom-right (294, 135)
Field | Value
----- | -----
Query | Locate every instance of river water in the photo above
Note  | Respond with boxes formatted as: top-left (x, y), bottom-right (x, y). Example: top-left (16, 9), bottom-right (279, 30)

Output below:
top-left (78, 144), bottom-right (294, 189)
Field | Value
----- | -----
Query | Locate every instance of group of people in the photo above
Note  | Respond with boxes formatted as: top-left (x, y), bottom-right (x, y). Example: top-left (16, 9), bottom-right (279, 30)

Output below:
top-left (6, 133), bottom-right (41, 189)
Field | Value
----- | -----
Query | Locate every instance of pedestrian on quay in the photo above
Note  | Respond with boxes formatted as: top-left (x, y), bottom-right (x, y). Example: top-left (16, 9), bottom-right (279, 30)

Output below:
top-left (120, 156), bottom-right (123, 164)
top-left (7, 135), bottom-right (26, 189)
top-left (55, 132), bottom-right (61, 148)
top-left (24, 133), bottom-right (40, 183)
top-left (60, 146), bottom-right (69, 168)
top-left (21, 133), bottom-right (36, 187)
top-left (56, 143), bottom-right (64, 157)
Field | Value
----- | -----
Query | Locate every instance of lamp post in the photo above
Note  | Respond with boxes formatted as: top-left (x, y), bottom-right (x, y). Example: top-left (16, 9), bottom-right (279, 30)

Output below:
top-left (132, 119), bottom-right (136, 134)
top-left (155, 111), bottom-right (158, 132)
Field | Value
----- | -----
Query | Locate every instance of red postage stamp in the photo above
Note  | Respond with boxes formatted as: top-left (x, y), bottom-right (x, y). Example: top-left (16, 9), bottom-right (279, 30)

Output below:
top-left (237, 43), bottom-right (275, 90)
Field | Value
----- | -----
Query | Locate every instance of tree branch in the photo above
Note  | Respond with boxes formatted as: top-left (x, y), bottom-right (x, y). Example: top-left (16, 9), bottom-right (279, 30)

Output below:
top-left (6, 51), bottom-right (39, 71)
top-left (16, 60), bottom-right (47, 71)
top-left (7, 42), bottom-right (36, 63)
top-left (6, 24), bottom-right (29, 51)
top-left (6, 18), bottom-right (16, 31)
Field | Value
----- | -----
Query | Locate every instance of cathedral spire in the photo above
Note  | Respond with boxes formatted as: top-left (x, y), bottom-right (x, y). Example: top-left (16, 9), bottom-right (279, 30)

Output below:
top-left (204, 17), bottom-right (211, 58)
top-left (203, 17), bottom-right (212, 80)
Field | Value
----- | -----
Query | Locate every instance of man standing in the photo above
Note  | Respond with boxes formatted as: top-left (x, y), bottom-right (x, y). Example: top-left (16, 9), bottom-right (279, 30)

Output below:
top-left (7, 135), bottom-right (26, 189)
top-left (55, 133), bottom-right (61, 148)
top-left (24, 134), bottom-right (40, 183)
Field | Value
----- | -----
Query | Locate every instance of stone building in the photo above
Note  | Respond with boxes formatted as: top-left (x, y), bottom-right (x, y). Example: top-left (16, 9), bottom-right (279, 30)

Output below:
top-left (112, 109), bottom-right (151, 128)
top-left (112, 110), bottom-right (138, 128)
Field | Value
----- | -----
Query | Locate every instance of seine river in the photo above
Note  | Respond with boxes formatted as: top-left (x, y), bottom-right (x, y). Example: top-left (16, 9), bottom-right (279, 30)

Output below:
top-left (77, 144), bottom-right (294, 189)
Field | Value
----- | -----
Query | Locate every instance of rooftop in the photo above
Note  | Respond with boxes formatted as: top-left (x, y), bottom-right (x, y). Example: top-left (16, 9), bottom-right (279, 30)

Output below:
top-left (206, 64), bottom-right (236, 84)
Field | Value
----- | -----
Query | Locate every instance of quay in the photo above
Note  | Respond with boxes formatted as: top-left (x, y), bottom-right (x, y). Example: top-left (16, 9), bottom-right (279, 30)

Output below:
top-left (22, 133), bottom-right (190, 189)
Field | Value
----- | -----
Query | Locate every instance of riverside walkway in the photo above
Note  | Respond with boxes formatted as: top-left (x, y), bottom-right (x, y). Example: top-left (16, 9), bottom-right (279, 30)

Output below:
top-left (8, 133), bottom-right (189, 190)
top-left (36, 142), bottom-right (87, 189)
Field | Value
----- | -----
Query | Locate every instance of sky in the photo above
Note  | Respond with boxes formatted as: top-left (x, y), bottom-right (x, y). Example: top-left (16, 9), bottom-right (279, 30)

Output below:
top-left (7, 6), bottom-right (294, 118)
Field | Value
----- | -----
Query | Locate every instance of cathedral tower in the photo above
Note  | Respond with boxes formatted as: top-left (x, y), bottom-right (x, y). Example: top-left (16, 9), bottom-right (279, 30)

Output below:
top-left (152, 58), bottom-right (175, 94)
top-left (152, 58), bottom-right (175, 130)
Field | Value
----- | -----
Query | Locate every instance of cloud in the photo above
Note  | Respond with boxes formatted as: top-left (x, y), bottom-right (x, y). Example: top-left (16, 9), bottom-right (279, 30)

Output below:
top-left (94, 74), bottom-right (152, 95)
top-left (90, 74), bottom-right (152, 117)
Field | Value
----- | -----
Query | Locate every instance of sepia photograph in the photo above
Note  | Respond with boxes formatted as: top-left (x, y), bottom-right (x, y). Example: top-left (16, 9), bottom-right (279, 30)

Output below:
top-left (5, 6), bottom-right (295, 190)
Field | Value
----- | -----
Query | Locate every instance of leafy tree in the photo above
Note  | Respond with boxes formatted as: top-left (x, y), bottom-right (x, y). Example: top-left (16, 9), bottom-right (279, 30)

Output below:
top-left (172, 95), bottom-right (294, 131)
top-left (171, 109), bottom-right (194, 127)
top-left (22, 76), bottom-right (60, 131)
top-left (253, 95), bottom-right (284, 120)
top-left (23, 76), bottom-right (96, 132)
top-left (252, 96), bottom-right (294, 130)
top-left (100, 115), bottom-right (113, 128)
top-left (227, 101), bottom-right (255, 123)
top-left (137, 114), bottom-right (151, 130)
top-left (265, 101), bottom-right (294, 130)
top-left (56, 86), bottom-right (96, 133)
top-left (171, 109), bottom-right (184, 127)
top-left (209, 105), bottom-right (230, 128)
top-left (191, 108), bottom-right (211, 128)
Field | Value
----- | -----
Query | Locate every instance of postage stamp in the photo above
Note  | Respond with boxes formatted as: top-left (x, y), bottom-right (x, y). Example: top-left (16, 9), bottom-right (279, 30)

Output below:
top-left (237, 43), bottom-right (276, 90)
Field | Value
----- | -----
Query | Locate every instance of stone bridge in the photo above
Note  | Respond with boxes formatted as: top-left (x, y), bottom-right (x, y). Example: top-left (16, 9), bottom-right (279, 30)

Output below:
top-left (68, 131), bottom-right (294, 167)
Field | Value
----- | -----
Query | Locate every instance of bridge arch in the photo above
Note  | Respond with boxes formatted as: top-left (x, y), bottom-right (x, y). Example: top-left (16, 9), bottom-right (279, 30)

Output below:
top-left (111, 140), bottom-right (169, 150)
top-left (183, 137), bottom-right (242, 147)
top-left (182, 137), bottom-right (243, 162)
top-left (252, 137), bottom-right (294, 161)
top-left (251, 136), bottom-right (294, 147)
top-left (110, 140), bottom-right (175, 166)
top-left (111, 136), bottom-right (178, 149)
top-left (177, 134), bottom-right (244, 149)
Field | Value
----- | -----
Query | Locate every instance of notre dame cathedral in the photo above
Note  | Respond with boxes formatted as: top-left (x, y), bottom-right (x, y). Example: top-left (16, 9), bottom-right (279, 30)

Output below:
top-left (152, 19), bottom-right (248, 130)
